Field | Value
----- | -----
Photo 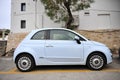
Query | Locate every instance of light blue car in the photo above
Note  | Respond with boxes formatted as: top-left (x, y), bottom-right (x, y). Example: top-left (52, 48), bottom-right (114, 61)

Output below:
top-left (13, 28), bottom-right (112, 72)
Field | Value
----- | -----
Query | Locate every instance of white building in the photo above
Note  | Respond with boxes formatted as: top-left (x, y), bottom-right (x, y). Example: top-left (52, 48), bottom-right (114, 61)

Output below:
top-left (79, 0), bottom-right (120, 30)
top-left (11, 0), bottom-right (120, 33)
top-left (11, 0), bottom-right (63, 33)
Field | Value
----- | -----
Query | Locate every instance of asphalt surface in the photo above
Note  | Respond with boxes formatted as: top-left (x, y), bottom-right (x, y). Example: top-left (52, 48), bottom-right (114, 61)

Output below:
top-left (0, 55), bottom-right (120, 80)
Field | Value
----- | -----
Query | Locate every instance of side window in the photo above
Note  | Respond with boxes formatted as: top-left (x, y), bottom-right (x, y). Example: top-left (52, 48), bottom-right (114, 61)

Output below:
top-left (31, 31), bottom-right (45, 40)
top-left (50, 30), bottom-right (77, 40)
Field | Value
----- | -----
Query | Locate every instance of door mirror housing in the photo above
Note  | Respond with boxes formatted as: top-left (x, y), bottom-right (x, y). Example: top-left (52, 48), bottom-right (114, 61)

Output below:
top-left (74, 36), bottom-right (81, 44)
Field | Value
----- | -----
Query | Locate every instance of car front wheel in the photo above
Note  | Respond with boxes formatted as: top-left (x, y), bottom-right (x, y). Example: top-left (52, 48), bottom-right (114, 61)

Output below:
top-left (16, 54), bottom-right (35, 72)
top-left (87, 53), bottom-right (106, 70)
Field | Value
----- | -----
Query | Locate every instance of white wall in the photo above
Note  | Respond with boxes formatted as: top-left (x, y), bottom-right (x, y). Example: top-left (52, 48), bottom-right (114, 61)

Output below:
top-left (78, 0), bottom-right (120, 30)
top-left (11, 0), bottom-right (62, 33)
top-left (11, 0), bottom-right (36, 33)
top-left (90, 0), bottom-right (120, 11)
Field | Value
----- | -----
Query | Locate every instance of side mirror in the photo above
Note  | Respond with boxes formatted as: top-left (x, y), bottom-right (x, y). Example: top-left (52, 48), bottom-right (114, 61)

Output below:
top-left (74, 36), bottom-right (81, 44)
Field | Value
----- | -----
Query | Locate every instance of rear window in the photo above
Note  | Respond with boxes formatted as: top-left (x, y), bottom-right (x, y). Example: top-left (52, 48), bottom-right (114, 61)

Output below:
top-left (31, 31), bottom-right (45, 40)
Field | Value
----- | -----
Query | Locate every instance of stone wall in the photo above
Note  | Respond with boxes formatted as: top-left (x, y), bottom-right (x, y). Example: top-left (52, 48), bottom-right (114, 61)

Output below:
top-left (6, 29), bottom-right (120, 55)
top-left (76, 29), bottom-right (120, 54)
top-left (0, 41), bottom-right (7, 56)
top-left (6, 33), bottom-right (28, 53)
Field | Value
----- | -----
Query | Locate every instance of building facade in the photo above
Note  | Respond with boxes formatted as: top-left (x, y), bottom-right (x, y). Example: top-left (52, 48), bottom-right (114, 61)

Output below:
top-left (11, 0), bottom-right (63, 33)
top-left (6, 0), bottom-right (120, 53)
top-left (11, 0), bottom-right (120, 33)
top-left (79, 0), bottom-right (120, 30)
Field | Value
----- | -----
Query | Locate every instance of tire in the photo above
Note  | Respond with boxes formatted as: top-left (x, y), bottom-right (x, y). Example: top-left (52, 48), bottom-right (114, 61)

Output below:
top-left (87, 53), bottom-right (106, 70)
top-left (16, 54), bottom-right (35, 72)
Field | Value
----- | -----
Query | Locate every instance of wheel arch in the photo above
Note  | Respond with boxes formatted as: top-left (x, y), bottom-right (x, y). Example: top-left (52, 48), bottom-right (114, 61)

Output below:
top-left (15, 52), bottom-right (36, 66)
top-left (86, 51), bottom-right (107, 65)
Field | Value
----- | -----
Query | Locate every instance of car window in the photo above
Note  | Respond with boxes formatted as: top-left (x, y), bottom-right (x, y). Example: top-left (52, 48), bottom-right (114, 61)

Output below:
top-left (31, 31), bottom-right (45, 40)
top-left (50, 30), bottom-right (77, 40)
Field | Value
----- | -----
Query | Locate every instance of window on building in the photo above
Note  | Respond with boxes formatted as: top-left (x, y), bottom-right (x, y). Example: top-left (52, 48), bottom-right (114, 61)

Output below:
top-left (21, 20), bottom-right (26, 29)
top-left (21, 3), bottom-right (26, 11)
top-left (84, 11), bottom-right (90, 16)
top-left (97, 14), bottom-right (110, 16)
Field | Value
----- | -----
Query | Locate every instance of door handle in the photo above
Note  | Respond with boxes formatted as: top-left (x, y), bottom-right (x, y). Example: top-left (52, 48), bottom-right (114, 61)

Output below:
top-left (46, 45), bottom-right (53, 47)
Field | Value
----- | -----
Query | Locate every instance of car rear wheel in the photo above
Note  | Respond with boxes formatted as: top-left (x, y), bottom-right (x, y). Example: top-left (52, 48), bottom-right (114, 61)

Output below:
top-left (87, 53), bottom-right (106, 70)
top-left (16, 54), bottom-right (35, 72)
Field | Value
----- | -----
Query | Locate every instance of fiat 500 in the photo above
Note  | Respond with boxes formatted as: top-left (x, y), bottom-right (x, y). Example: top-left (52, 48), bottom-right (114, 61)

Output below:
top-left (13, 28), bottom-right (112, 72)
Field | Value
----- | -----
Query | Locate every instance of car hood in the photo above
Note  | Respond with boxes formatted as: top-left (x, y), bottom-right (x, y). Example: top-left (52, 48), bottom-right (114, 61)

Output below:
top-left (86, 40), bottom-right (106, 46)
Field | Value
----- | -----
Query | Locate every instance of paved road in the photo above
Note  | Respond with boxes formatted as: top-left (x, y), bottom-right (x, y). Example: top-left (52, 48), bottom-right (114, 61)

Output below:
top-left (0, 55), bottom-right (120, 80)
top-left (0, 72), bottom-right (120, 80)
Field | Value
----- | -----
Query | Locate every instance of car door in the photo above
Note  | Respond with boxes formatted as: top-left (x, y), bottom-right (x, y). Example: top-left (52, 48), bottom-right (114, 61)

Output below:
top-left (30, 30), bottom-right (46, 60)
top-left (45, 29), bottom-right (84, 64)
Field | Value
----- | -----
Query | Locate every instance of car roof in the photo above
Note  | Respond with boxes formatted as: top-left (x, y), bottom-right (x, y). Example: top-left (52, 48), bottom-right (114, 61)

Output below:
top-left (32, 28), bottom-right (71, 32)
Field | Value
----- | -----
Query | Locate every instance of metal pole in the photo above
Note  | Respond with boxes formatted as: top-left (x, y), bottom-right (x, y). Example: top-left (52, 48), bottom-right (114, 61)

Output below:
top-left (35, 0), bottom-right (37, 29)
top-left (42, 14), bottom-right (44, 28)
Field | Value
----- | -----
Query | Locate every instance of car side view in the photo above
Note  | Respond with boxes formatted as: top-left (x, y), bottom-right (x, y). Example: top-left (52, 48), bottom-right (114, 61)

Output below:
top-left (13, 28), bottom-right (112, 72)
